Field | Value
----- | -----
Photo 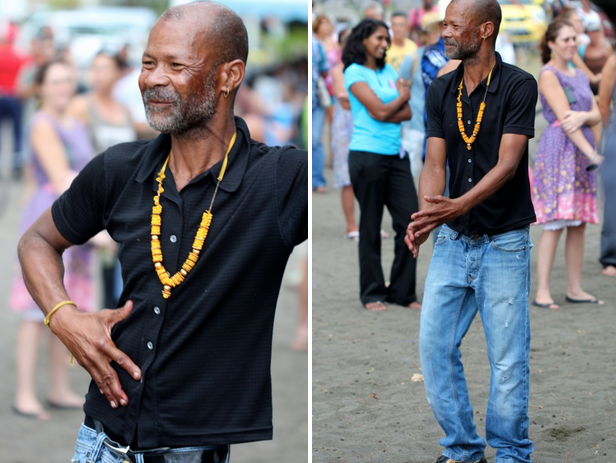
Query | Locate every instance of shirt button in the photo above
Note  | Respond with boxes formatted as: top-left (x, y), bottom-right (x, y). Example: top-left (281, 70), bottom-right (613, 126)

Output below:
top-left (468, 159), bottom-right (472, 163)
top-left (467, 120), bottom-right (471, 125)
top-left (468, 178), bottom-right (472, 183)
top-left (153, 306), bottom-right (160, 315)
top-left (170, 234), bottom-right (177, 243)
top-left (147, 341), bottom-right (153, 350)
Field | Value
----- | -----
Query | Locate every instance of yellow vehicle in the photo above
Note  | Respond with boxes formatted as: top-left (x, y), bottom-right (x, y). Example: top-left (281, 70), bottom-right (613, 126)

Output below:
top-left (499, 0), bottom-right (547, 44)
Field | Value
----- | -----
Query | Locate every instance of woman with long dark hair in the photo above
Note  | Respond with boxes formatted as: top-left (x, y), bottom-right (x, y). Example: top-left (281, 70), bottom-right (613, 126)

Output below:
top-left (343, 18), bottom-right (420, 311)
top-left (532, 19), bottom-right (603, 309)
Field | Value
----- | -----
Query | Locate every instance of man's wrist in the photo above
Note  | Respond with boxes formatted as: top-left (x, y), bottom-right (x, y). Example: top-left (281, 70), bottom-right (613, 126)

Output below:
top-left (47, 302), bottom-right (80, 331)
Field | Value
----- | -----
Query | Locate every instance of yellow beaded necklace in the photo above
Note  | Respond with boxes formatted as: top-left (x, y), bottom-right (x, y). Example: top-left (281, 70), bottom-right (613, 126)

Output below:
top-left (456, 63), bottom-right (495, 151)
top-left (151, 132), bottom-right (237, 299)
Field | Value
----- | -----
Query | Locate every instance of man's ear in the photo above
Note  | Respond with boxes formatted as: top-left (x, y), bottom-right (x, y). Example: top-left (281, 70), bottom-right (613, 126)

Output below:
top-left (481, 21), bottom-right (495, 41)
top-left (218, 59), bottom-right (245, 97)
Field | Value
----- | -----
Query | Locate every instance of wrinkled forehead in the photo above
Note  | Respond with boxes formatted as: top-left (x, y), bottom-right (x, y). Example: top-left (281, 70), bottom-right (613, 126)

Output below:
top-left (145, 17), bottom-right (212, 58)
top-left (445, 0), bottom-right (474, 26)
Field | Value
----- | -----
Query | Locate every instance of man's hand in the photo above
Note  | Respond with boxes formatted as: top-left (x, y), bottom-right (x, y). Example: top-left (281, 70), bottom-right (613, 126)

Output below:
top-left (49, 300), bottom-right (141, 409)
top-left (405, 221), bottom-right (430, 258)
top-left (405, 195), bottom-right (462, 257)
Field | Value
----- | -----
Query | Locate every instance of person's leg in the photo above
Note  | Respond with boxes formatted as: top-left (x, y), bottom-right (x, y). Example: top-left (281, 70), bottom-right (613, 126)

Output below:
top-left (384, 155), bottom-right (420, 307)
top-left (348, 151), bottom-right (387, 308)
top-left (13, 319), bottom-right (50, 419)
top-left (599, 148), bottom-right (616, 273)
top-left (533, 228), bottom-right (563, 308)
top-left (311, 105), bottom-right (327, 190)
top-left (341, 185), bottom-right (359, 234)
top-left (565, 224), bottom-right (604, 302)
top-left (293, 256), bottom-right (308, 351)
top-left (47, 334), bottom-right (84, 408)
top-left (9, 96), bottom-right (23, 174)
top-left (477, 228), bottom-right (534, 463)
top-left (420, 227), bottom-right (486, 461)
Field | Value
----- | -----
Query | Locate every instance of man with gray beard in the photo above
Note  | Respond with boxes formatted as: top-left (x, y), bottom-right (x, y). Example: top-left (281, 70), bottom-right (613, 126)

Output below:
top-left (405, 0), bottom-right (537, 462)
top-left (16, 2), bottom-right (307, 462)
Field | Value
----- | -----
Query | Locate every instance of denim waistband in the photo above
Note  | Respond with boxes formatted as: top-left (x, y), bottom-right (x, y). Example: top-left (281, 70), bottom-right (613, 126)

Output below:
top-left (84, 416), bottom-right (229, 463)
top-left (440, 224), bottom-right (529, 244)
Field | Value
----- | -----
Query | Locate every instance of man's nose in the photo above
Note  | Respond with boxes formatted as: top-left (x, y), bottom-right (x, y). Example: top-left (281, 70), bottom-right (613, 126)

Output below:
top-left (143, 65), bottom-right (170, 87)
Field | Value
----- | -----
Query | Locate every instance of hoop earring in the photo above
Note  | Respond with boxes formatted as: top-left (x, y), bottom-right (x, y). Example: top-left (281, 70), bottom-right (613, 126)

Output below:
top-left (223, 88), bottom-right (229, 98)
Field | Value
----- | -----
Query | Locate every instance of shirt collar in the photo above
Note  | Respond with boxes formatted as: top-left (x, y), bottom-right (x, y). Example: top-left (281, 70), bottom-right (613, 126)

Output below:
top-left (449, 51), bottom-right (503, 95)
top-left (135, 116), bottom-right (251, 194)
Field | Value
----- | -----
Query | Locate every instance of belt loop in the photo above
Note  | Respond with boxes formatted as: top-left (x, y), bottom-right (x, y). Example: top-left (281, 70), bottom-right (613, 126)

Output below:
top-left (88, 427), bottom-right (110, 463)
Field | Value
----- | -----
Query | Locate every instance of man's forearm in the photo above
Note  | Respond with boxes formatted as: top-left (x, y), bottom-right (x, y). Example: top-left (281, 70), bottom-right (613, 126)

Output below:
top-left (18, 215), bottom-right (72, 317)
top-left (417, 163), bottom-right (447, 211)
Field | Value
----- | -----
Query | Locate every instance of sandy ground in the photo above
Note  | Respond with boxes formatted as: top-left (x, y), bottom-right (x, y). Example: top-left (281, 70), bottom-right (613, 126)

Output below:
top-left (0, 175), bottom-right (307, 463)
top-left (312, 68), bottom-right (616, 461)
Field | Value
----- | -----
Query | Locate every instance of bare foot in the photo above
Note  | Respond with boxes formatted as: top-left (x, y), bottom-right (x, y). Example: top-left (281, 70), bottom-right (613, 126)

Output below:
top-left (601, 265), bottom-right (616, 277)
top-left (365, 301), bottom-right (387, 312)
top-left (407, 301), bottom-right (422, 310)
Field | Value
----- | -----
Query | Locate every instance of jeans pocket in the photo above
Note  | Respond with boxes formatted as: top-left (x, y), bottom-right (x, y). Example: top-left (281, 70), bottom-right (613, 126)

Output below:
top-left (489, 229), bottom-right (528, 252)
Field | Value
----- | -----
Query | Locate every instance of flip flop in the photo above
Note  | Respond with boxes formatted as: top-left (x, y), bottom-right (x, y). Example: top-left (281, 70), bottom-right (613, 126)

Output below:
top-left (365, 301), bottom-right (387, 312)
top-left (11, 405), bottom-right (51, 421)
top-left (46, 400), bottom-right (83, 410)
top-left (565, 296), bottom-right (603, 304)
top-left (346, 231), bottom-right (359, 242)
top-left (532, 299), bottom-right (560, 310)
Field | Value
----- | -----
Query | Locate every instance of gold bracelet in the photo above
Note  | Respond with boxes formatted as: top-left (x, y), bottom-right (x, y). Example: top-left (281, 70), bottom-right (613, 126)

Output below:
top-left (44, 300), bottom-right (77, 326)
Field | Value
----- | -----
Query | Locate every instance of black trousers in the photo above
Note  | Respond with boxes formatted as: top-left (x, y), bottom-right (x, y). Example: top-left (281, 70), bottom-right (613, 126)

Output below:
top-left (349, 150), bottom-right (419, 306)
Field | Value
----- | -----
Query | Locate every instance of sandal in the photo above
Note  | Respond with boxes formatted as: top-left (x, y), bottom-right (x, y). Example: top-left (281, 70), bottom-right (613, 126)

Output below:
top-left (365, 301), bottom-right (387, 312)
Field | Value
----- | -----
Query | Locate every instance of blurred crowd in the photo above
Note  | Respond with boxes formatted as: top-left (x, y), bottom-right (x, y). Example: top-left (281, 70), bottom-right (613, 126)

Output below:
top-left (312, 0), bottom-right (615, 310)
top-left (1, 10), bottom-right (308, 420)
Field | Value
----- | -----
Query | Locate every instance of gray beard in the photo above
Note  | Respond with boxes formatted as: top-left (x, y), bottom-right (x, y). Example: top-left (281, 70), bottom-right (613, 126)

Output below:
top-left (444, 35), bottom-right (482, 61)
top-left (143, 69), bottom-right (217, 134)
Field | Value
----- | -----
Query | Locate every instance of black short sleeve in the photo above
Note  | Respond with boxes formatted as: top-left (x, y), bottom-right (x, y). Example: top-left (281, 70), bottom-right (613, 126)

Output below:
top-left (276, 147), bottom-right (308, 248)
top-left (425, 77), bottom-right (447, 139)
top-left (51, 153), bottom-right (108, 245)
top-left (503, 76), bottom-right (537, 138)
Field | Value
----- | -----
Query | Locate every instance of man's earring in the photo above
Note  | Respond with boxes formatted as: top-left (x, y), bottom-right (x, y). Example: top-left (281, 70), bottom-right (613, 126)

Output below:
top-left (223, 88), bottom-right (230, 98)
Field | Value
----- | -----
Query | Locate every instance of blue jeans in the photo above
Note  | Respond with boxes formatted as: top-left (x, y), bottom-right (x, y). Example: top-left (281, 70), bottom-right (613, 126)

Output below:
top-left (71, 422), bottom-right (231, 463)
top-left (419, 225), bottom-right (534, 463)
top-left (311, 105), bottom-right (327, 189)
top-left (0, 95), bottom-right (23, 170)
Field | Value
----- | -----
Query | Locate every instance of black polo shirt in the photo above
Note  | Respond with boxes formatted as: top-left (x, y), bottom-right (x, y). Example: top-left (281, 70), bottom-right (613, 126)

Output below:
top-left (51, 117), bottom-right (307, 448)
top-left (426, 52), bottom-right (537, 235)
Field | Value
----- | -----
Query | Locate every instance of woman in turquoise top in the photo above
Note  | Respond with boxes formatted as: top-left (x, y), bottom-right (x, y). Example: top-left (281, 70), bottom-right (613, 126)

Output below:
top-left (343, 19), bottom-right (421, 311)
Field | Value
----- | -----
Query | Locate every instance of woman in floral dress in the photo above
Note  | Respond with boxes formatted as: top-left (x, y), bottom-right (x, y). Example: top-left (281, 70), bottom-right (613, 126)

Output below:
top-left (532, 20), bottom-right (604, 309)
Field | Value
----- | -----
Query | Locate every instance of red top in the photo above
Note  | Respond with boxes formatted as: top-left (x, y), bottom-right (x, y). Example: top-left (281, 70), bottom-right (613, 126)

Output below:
top-left (0, 44), bottom-right (29, 94)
